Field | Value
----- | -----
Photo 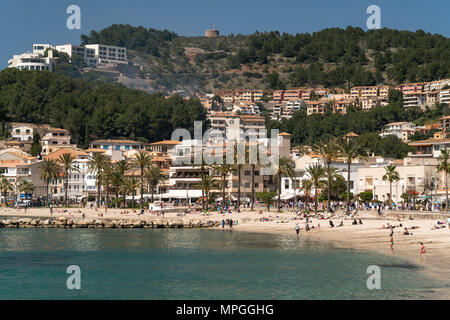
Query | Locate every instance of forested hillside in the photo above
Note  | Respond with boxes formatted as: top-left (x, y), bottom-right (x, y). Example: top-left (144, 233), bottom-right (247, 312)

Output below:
top-left (0, 68), bottom-right (207, 147)
top-left (80, 24), bottom-right (450, 92)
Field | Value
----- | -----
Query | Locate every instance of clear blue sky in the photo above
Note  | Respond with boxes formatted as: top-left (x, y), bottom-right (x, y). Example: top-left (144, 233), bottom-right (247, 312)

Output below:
top-left (1, 0), bottom-right (449, 68)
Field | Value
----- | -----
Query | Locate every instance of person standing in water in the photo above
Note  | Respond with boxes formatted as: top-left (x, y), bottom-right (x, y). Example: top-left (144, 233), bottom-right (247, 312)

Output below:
top-left (295, 224), bottom-right (300, 235)
top-left (389, 227), bottom-right (394, 254)
top-left (419, 242), bottom-right (426, 263)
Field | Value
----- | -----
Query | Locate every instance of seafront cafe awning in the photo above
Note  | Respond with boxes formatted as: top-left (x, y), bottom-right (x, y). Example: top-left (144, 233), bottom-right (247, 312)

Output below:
top-left (125, 194), bottom-right (162, 200)
top-left (273, 190), bottom-right (305, 200)
top-left (158, 190), bottom-right (203, 199)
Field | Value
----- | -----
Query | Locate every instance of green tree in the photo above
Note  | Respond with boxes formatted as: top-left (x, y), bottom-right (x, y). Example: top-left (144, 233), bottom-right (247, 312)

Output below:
top-left (134, 151), bottom-right (153, 209)
top-left (305, 164), bottom-right (327, 214)
top-left (145, 165), bottom-right (167, 203)
top-left (382, 165), bottom-right (400, 205)
top-left (437, 149), bottom-right (450, 211)
top-left (30, 132), bottom-right (42, 157)
top-left (38, 158), bottom-right (60, 205)
top-left (58, 153), bottom-right (79, 206)
top-left (274, 157), bottom-right (296, 212)
top-left (316, 138), bottom-right (340, 212)
top-left (122, 175), bottom-right (139, 208)
top-left (195, 174), bottom-right (218, 211)
top-left (88, 153), bottom-right (110, 208)
top-left (0, 177), bottom-right (14, 204)
top-left (337, 139), bottom-right (366, 214)
top-left (211, 163), bottom-right (235, 212)
top-left (17, 180), bottom-right (34, 200)
top-left (256, 192), bottom-right (277, 211)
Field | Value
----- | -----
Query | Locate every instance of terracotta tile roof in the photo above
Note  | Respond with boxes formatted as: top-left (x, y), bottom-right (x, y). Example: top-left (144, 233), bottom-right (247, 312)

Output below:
top-left (408, 138), bottom-right (450, 146)
top-left (91, 139), bottom-right (141, 144)
top-left (147, 140), bottom-right (181, 146)
top-left (44, 148), bottom-right (88, 161)
top-left (84, 148), bottom-right (107, 153)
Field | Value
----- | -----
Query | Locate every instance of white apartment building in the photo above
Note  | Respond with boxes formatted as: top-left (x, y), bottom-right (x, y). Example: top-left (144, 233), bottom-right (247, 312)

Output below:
top-left (55, 44), bottom-right (98, 67)
top-left (89, 139), bottom-right (142, 160)
top-left (32, 44), bottom-right (53, 55)
top-left (208, 113), bottom-right (265, 142)
top-left (408, 138), bottom-right (450, 158)
top-left (85, 44), bottom-right (128, 64)
top-left (423, 79), bottom-right (450, 92)
top-left (379, 122), bottom-right (416, 142)
top-left (41, 128), bottom-right (73, 155)
top-left (360, 97), bottom-right (388, 111)
top-left (8, 52), bottom-right (53, 71)
top-left (0, 148), bottom-right (45, 200)
top-left (45, 148), bottom-right (91, 200)
top-left (271, 105), bottom-right (282, 120)
top-left (358, 164), bottom-right (436, 203)
top-left (440, 90), bottom-right (450, 104)
top-left (403, 92), bottom-right (427, 109)
top-left (281, 100), bottom-right (306, 119)
top-left (11, 124), bottom-right (35, 141)
top-left (280, 153), bottom-right (363, 200)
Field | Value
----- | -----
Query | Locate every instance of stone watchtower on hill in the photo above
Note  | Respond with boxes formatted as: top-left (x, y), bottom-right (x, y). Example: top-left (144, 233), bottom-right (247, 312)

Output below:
top-left (205, 27), bottom-right (219, 38)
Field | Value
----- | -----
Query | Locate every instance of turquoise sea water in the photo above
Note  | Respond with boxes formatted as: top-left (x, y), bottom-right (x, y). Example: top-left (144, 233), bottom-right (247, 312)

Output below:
top-left (0, 229), bottom-right (445, 299)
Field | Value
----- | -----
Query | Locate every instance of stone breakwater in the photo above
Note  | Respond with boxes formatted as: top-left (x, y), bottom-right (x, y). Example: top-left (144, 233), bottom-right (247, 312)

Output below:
top-left (0, 217), bottom-right (220, 229)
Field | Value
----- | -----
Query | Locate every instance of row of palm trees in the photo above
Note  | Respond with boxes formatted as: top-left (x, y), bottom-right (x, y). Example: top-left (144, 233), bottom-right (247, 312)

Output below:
top-left (303, 138), bottom-right (367, 214)
top-left (192, 138), bottom-right (366, 214)
top-left (38, 151), bottom-right (167, 207)
top-left (0, 178), bottom-right (35, 204)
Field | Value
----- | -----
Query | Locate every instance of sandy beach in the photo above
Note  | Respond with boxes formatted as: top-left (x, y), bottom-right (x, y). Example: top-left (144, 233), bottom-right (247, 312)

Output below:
top-left (1, 206), bottom-right (450, 297)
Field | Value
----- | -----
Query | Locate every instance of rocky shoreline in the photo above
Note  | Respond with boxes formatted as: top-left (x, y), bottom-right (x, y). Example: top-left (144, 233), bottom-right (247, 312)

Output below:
top-left (0, 217), bottom-right (220, 229)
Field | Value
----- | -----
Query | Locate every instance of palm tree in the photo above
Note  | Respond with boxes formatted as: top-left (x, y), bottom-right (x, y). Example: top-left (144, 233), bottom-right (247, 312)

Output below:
top-left (114, 158), bottom-right (130, 207)
top-left (248, 144), bottom-right (268, 211)
top-left (437, 149), bottom-right (450, 211)
top-left (233, 143), bottom-right (245, 210)
top-left (88, 153), bottom-right (110, 208)
top-left (122, 175), bottom-right (139, 208)
top-left (301, 179), bottom-right (313, 210)
top-left (192, 154), bottom-right (211, 210)
top-left (17, 180), bottom-right (34, 201)
top-left (39, 158), bottom-right (60, 205)
top-left (195, 174), bottom-right (218, 211)
top-left (145, 165), bottom-right (167, 202)
top-left (305, 164), bottom-right (327, 214)
top-left (382, 165), bottom-right (400, 205)
top-left (274, 156), bottom-right (296, 212)
top-left (58, 153), bottom-right (79, 206)
top-left (211, 163), bottom-right (235, 212)
top-left (0, 177), bottom-right (13, 204)
top-left (134, 151), bottom-right (153, 209)
top-left (100, 163), bottom-right (115, 210)
top-left (337, 139), bottom-right (366, 214)
top-left (316, 138), bottom-right (339, 212)
top-left (256, 191), bottom-right (277, 211)
top-left (110, 169), bottom-right (124, 208)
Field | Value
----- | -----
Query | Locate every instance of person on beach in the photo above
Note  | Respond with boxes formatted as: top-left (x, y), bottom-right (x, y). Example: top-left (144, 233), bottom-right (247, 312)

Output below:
top-left (419, 242), bottom-right (426, 263)
top-left (222, 219), bottom-right (225, 229)
top-left (389, 229), bottom-right (394, 254)
top-left (295, 224), bottom-right (300, 235)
